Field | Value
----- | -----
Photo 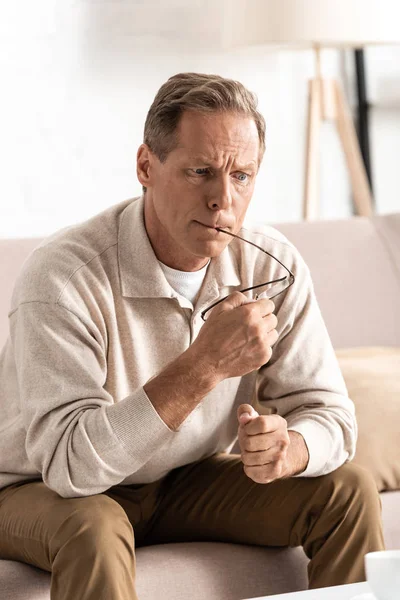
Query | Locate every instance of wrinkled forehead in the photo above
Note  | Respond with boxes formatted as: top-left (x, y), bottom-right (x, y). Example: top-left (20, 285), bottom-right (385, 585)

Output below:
top-left (172, 110), bottom-right (260, 165)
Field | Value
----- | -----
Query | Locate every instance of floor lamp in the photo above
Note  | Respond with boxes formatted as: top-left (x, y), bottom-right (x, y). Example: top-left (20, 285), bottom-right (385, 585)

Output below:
top-left (225, 0), bottom-right (400, 220)
top-left (354, 48), bottom-right (374, 198)
top-left (304, 46), bottom-right (373, 220)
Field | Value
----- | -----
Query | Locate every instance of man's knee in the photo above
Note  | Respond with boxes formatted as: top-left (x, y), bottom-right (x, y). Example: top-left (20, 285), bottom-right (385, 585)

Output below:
top-left (319, 462), bottom-right (381, 516)
top-left (50, 493), bottom-right (134, 559)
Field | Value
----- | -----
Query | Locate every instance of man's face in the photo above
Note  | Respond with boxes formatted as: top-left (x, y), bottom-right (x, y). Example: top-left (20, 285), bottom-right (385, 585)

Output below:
top-left (138, 110), bottom-right (260, 271)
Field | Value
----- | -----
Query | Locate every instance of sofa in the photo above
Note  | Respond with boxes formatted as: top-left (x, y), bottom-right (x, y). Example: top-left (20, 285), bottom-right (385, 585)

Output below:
top-left (1, 210), bottom-right (399, 600)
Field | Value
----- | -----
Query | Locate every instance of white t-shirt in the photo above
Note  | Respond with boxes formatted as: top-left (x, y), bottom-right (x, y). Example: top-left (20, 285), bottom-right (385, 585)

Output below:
top-left (158, 259), bottom-right (210, 305)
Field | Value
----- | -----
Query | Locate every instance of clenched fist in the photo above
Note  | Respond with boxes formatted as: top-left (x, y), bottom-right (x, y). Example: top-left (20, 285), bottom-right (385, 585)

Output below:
top-left (237, 404), bottom-right (291, 484)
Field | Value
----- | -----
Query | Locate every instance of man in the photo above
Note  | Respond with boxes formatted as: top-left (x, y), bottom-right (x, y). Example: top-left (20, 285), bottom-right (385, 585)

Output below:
top-left (0, 72), bottom-right (384, 599)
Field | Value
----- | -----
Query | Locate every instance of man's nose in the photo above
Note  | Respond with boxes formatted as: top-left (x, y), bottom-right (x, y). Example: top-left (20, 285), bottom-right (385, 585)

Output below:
top-left (207, 175), bottom-right (232, 211)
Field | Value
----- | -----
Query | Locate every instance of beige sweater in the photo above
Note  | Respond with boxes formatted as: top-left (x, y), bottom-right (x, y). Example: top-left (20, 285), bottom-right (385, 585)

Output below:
top-left (0, 196), bottom-right (357, 498)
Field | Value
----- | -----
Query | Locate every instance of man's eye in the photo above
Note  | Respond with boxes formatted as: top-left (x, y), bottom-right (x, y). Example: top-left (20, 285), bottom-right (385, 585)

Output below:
top-left (235, 172), bottom-right (249, 182)
top-left (192, 168), bottom-right (210, 176)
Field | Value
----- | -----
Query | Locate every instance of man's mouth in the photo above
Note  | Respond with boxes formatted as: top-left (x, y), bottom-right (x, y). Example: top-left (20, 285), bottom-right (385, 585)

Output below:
top-left (196, 221), bottom-right (229, 231)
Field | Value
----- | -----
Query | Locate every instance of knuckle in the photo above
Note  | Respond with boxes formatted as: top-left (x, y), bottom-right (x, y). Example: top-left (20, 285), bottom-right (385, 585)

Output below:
top-left (231, 291), bottom-right (245, 300)
top-left (257, 325), bottom-right (267, 342)
top-left (248, 320), bottom-right (261, 336)
top-left (269, 463), bottom-right (281, 478)
top-left (279, 442), bottom-right (289, 454)
top-left (276, 448), bottom-right (286, 461)
top-left (265, 346), bottom-right (273, 361)
top-left (282, 436), bottom-right (290, 449)
top-left (261, 470), bottom-right (273, 483)
top-left (243, 303), bottom-right (257, 321)
top-left (262, 471), bottom-right (273, 483)
top-left (226, 291), bottom-right (247, 310)
top-left (276, 414), bottom-right (286, 427)
top-left (271, 329), bottom-right (279, 344)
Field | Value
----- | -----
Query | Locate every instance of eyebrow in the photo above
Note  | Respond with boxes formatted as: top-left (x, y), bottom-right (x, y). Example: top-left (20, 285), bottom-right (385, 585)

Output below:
top-left (187, 157), bottom-right (257, 170)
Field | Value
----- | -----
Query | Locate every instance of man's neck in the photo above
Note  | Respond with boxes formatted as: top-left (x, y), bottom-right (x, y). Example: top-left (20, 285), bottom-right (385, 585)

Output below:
top-left (143, 194), bottom-right (209, 272)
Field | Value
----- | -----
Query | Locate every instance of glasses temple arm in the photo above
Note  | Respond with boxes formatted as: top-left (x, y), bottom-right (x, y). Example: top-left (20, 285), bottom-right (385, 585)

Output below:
top-left (216, 228), bottom-right (295, 279)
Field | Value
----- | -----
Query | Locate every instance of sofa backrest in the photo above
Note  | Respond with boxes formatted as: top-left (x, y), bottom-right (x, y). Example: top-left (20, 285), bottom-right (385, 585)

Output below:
top-left (276, 211), bottom-right (400, 348)
top-left (1, 211), bottom-right (400, 351)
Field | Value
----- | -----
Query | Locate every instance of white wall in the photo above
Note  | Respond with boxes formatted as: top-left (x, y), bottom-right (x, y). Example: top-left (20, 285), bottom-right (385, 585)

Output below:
top-left (1, 1), bottom-right (400, 238)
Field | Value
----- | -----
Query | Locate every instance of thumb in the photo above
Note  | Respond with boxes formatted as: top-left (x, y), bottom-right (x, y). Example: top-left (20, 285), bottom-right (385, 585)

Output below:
top-left (212, 291), bottom-right (255, 318)
top-left (238, 404), bottom-right (259, 426)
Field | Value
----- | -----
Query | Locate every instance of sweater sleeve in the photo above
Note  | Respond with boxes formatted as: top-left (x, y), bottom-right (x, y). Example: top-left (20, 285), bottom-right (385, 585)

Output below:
top-left (9, 301), bottom-right (176, 498)
top-left (255, 252), bottom-right (357, 477)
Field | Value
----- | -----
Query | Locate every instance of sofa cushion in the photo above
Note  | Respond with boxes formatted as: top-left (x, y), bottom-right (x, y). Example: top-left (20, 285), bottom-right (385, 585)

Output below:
top-left (0, 544), bottom-right (309, 600)
top-left (380, 490), bottom-right (400, 550)
top-left (336, 347), bottom-right (400, 492)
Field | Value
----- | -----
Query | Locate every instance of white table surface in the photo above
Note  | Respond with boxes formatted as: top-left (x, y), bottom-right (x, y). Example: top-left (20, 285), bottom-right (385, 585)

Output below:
top-left (245, 581), bottom-right (373, 600)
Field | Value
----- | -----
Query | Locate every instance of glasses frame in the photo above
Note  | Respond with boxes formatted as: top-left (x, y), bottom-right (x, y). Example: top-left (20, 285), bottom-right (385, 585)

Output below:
top-left (200, 228), bottom-right (295, 322)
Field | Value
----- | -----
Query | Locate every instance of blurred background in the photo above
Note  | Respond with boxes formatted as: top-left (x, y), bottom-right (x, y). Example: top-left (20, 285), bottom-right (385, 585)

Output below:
top-left (1, 0), bottom-right (400, 238)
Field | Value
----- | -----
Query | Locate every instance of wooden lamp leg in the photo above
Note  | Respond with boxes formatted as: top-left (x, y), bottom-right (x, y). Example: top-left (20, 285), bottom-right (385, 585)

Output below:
top-left (334, 81), bottom-right (374, 217)
top-left (303, 78), bottom-right (322, 220)
top-left (302, 45), bottom-right (374, 220)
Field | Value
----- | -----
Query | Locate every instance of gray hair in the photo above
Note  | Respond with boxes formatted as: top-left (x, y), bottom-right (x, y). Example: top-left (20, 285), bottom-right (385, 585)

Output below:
top-left (143, 72), bottom-right (266, 165)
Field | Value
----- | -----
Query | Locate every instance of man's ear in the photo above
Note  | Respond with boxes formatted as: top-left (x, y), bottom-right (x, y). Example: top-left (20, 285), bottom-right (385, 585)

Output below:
top-left (137, 144), bottom-right (156, 188)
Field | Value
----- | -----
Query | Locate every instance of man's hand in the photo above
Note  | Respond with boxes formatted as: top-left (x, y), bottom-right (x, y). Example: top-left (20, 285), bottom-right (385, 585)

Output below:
top-left (237, 404), bottom-right (309, 483)
top-left (145, 292), bottom-right (277, 432)
top-left (190, 291), bottom-right (278, 382)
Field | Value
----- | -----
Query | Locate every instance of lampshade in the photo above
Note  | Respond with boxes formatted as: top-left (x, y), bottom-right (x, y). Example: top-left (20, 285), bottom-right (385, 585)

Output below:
top-left (225, 0), bottom-right (400, 49)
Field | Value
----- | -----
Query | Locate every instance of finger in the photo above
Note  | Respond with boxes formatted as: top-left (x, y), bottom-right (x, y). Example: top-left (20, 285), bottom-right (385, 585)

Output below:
top-left (241, 444), bottom-right (288, 466)
top-left (243, 462), bottom-right (283, 484)
top-left (241, 414), bottom-right (285, 436)
top-left (240, 432), bottom-right (289, 455)
top-left (236, 298), bottom-right (275, 321)
top-left (267, 328), bottom-right (279, 346)
top-left (238, 413), bottom-right (251, 427)
top-left (212, 294), bottom-right (275, 322)
top-left (241, 449), bottom-right (273, 467)
top-left (214, 291), bottom-right (255, 315)
top-left (265, 313), bottom-right (278, 332)
top-left (237, 403), bottom-right (259, 423)
top-left (251, 297), bottom-right (275, 317)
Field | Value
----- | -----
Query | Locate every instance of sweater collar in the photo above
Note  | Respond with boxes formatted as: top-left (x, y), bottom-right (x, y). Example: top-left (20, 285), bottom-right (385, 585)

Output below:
top-left (118, 196), bottom-right (241, 302)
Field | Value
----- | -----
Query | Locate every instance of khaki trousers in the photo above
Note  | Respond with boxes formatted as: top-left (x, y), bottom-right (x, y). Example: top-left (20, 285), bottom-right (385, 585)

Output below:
top-left (0, 454), bottom-right (385, 600)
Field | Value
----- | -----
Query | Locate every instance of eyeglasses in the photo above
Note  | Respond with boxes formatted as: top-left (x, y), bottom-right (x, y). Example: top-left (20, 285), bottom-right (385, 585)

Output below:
top-left (200, 228), bottom-right (295, 322)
